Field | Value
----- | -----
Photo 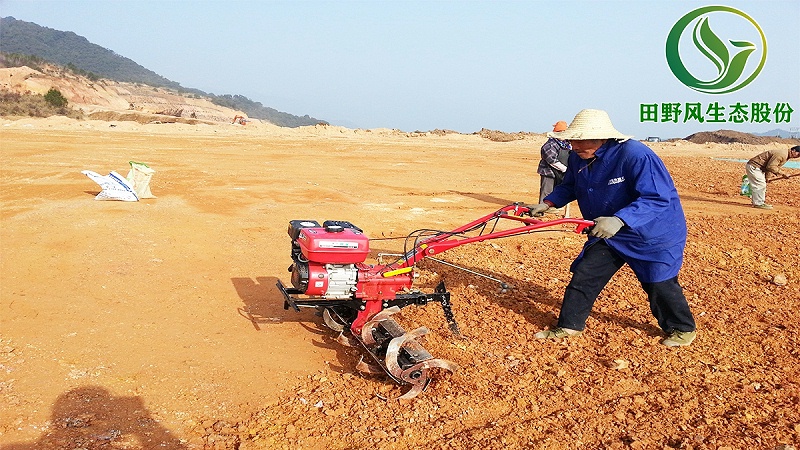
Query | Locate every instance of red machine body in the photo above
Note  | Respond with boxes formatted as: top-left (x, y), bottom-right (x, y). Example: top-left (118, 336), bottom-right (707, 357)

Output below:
top-left (297, 227), bottom-right (370, 263)
top-left (355, 268), bottom-right (413, 301)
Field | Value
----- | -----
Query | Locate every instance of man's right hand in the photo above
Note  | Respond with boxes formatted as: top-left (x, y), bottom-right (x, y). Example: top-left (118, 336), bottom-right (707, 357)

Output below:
top-left (522, 203), bottom-right (551, 216)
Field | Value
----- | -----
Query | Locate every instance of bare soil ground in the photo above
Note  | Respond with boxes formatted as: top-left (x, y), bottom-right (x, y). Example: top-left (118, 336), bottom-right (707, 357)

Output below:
top-left (1, 117), bottom-right (799, 450)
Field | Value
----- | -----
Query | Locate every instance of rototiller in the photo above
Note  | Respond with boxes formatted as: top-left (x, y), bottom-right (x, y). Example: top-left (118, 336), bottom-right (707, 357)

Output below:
top-left (277, 203), bottom-right (594, 399)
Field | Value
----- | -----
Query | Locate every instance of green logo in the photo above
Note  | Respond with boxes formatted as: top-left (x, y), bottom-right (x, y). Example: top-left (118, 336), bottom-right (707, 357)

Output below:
top-left (666, 6), bottom-right (767, 94)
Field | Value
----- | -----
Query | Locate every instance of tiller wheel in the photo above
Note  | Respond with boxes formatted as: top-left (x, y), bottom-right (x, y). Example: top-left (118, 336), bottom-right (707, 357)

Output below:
top-left (357, 306), bottom-right (458, 400)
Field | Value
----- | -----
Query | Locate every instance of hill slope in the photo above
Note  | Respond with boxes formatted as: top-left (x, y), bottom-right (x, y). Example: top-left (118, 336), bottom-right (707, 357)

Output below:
top-left (0, 63), bottom-right (249, 124)
top-left (0, 16), bottom-right (326, 127)
top-left (0, 16), bottom-right (181, 89)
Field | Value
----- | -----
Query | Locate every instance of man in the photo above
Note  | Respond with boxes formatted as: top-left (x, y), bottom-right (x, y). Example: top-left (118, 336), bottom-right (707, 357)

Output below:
top-left (537, 121), bottom-right (572, 206)
top-left (746, 145), bottom-right (800, 210)
top-left (524, 109), bottom-right (697, 347)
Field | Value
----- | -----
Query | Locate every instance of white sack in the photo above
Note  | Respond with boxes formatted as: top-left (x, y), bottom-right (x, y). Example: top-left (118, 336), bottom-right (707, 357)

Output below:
top-left (81, 170), bottom-right (139, 202)
top-left (126, 161), bottom-right (156, 199)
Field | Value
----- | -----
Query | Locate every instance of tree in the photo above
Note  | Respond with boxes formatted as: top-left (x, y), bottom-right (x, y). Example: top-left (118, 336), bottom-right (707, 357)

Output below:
top-left (43, 88), bottom-right (68, 108)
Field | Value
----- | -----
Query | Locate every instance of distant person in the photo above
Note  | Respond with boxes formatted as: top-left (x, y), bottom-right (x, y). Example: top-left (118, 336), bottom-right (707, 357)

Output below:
top-left (745, 145), bottom-right (800, 210)
top-left (536, 121), bottom-right (572, 209)
top-left (522, 109), bottom-right (697, 347)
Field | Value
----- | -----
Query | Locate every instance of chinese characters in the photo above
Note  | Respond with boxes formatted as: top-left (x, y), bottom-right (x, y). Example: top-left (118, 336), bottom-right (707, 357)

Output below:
top-left (640, 102), bottom-right (793, 124)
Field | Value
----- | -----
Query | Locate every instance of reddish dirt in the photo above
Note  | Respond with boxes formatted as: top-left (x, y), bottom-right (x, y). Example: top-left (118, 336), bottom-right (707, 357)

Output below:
top-left (1, 118), bottom-right (799, 449)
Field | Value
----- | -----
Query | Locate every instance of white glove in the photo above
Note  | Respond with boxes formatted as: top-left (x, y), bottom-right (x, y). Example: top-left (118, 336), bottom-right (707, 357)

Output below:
top-left (523, 203), bottom-right (551, 217)
top-left (589, 216), bottom-right (624, 239)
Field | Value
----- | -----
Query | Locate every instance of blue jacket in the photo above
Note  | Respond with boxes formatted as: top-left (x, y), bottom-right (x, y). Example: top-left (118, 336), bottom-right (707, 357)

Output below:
top-left (545, 139), bottom-right (687, 283)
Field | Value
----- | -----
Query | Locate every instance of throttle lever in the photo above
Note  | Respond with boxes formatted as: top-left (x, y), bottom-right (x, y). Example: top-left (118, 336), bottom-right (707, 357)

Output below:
top-left (580, 221), bottom-right (597, 235)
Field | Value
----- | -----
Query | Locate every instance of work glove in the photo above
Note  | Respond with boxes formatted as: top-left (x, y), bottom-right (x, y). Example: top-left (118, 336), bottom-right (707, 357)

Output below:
top-left (589, 216), bottom-right (625, 239)
top-left (522, 203), bottom-right (551, 217)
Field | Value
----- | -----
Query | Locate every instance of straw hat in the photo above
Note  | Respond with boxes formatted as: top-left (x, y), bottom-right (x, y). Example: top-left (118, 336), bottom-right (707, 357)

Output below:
top-left (547, 109), bottom-right (632, 141)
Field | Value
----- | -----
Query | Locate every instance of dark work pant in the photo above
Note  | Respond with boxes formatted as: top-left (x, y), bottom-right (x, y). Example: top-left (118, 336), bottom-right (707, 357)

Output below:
top-left (557, 240), bottom-right (696, 334)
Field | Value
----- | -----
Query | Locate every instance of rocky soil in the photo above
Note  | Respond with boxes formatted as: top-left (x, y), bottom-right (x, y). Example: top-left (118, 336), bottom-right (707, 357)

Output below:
top-left (227, 156), bottom-right (800, 450)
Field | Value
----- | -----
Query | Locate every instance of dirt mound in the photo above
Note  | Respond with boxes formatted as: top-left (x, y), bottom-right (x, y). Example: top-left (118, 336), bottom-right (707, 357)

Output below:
top-left (87, 110), bottom-right (211, 125)
top-left (684, 129), bottom-right (799, 146)
top-left (0, 65), bottom-right (246, 124)
top-left (473, 128), bottom-right (538, 142)
top-left (426, 129), bottom-right (462, 136)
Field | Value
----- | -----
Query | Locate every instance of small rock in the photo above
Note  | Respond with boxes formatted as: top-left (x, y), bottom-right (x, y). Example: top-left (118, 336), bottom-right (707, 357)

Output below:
top-left (372, 429), bottom-right (389, 439)
top-left (609, 359), bottom-right (630, 370)
top-left (324, 407), bottom-right (347, 416)
top-left (772, 273), bottom-right (788, 286)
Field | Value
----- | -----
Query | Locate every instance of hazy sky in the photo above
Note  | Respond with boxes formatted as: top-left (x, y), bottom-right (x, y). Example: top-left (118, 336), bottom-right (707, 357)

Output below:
top-left (1, 0), bottom-right (798, 138)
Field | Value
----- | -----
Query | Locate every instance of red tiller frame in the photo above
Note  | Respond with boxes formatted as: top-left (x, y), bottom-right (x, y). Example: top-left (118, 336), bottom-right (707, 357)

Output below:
top-left (347, 204), bottom-right (594, 334)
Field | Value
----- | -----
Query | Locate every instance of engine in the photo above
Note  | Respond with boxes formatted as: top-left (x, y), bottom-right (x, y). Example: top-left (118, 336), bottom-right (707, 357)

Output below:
top-left (287, 219), bottom-right (369, 299)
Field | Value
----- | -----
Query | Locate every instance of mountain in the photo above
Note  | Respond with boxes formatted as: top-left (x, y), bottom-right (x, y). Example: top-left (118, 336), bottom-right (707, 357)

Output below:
top-left (0, 16), bottom-right (326, 127)
top-left (753, 128), bottom-right (799, 139)
top-left (0, 17), bottom-right (182, 90)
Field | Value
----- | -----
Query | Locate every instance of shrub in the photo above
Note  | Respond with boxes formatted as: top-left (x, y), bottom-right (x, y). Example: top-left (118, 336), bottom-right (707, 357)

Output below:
top-left (0, 91), bottom-right (83, 119)
top-left (44, 88), bottom-right (68, 108)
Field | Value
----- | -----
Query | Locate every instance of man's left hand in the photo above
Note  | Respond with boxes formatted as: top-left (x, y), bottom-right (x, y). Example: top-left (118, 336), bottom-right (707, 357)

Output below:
top-left (590, 216), bottom-right (625, 239)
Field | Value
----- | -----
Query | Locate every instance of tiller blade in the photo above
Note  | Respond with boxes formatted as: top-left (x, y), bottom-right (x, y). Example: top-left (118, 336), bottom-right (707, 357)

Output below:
top-left (357, 306), bottom-right (458, 400)
top-left (354, 357), bottom-right (383, 374)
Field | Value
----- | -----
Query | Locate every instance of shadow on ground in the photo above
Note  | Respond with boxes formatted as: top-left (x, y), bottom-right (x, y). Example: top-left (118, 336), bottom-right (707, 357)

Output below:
top-left (2, 386), bottom-right (186, 450)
